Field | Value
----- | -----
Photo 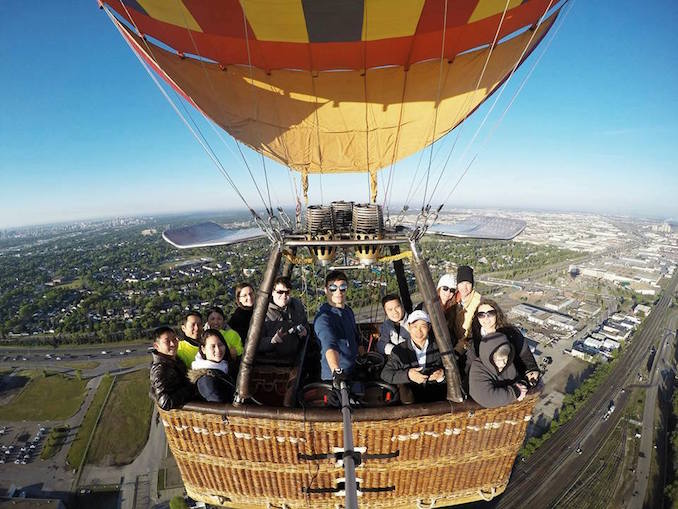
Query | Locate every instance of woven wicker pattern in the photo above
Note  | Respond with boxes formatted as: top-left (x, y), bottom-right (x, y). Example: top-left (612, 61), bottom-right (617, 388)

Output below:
top-left (159, 394), bottom-right (537, 508)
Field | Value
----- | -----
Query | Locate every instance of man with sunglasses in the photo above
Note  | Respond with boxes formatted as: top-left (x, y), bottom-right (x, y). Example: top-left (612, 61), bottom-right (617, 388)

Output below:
top-left (259, 276), bottom-right (308, 361)
top-left (314, 270), bottom-right (359, 386)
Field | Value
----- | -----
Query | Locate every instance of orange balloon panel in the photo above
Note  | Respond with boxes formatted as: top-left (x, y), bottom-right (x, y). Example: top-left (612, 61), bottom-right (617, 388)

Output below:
top-left (114, 11), bottom-right (557, 175)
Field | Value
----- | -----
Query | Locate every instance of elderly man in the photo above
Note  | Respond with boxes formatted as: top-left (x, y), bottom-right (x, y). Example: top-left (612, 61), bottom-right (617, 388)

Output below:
top-left (381, 310), bottom-right (446, 404)
top-left (259, 276), bottom-right (308, 360)
top-left (376, 294), bottom-right (410, 356)
top-left (314, 270), bottom-right (359, 385)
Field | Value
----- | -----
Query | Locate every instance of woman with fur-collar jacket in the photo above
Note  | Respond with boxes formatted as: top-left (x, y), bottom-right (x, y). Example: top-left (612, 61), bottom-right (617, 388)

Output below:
top-left (189, 329), bottom-right (235, 403)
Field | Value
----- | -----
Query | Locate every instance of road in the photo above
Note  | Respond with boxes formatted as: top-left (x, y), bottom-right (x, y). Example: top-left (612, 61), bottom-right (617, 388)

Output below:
top-left (494, 271), bottom-right (677, 508)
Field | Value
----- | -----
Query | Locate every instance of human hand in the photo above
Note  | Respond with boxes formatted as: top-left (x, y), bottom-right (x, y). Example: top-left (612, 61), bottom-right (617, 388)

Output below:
top-left (271, 328), bottom-right (284, 344)
top-left (455, 339), bottom-right (469, 354)
top-left (332, 368), bottom-right (348, 390)
top-left (429, 369), bottom-right (445, 383)
top-left (515, 383), bottom-right (528, 401)
top-left (408, 367), bottom-right (428, 385)
top-left (297, 325), bottom-right (307, 337)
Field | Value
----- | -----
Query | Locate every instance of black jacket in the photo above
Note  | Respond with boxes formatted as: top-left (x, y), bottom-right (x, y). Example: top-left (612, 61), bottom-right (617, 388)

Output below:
top-left (381, 337), bottom-right (446, 402)
top-left (188, 368), bottom-right (235, 403)
top-left (258, 297), bottom-right (308, 359)
top-left (467, 326), bottom-right (538, 380)
top-left (150, 350), bottom-right (195, 410)
top-left (229, 306), bottom-right (253, 344)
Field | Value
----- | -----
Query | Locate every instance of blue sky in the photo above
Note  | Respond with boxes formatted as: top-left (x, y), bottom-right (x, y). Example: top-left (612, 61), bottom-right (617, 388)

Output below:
top-left (1, 0), bottom-right (677, 229)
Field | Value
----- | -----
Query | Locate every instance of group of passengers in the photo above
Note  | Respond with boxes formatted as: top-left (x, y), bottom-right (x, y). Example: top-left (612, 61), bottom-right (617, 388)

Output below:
top-left (150, 266), bottom-right (540, 411)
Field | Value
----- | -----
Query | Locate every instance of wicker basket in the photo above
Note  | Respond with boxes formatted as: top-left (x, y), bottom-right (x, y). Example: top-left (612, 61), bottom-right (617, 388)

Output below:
top-left (158, 392), bottom-right (538, 508)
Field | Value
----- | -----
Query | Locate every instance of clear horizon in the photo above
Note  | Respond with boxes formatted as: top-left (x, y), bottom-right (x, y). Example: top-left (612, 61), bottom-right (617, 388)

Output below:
top-left (1, 1), bottom-right (677, 229)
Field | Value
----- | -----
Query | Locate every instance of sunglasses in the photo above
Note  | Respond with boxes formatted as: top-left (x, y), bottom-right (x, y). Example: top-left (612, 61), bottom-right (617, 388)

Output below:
top-left (328, 283), bottom-right (348, 293)
top-left (274, 289), bottom-right (290, 295)
top-left (477, 309), bottom-right (497, 319)
top-left (439, 286), bottom-right (454, 292)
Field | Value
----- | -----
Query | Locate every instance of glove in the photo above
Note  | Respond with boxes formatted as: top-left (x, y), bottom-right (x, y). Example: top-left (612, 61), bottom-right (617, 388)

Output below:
top-left (332, 368), bottom-right (348, 390)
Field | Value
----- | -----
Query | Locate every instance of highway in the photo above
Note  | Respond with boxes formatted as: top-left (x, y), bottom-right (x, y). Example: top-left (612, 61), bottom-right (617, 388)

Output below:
top-left (495, 271), bottom-right (677, 508)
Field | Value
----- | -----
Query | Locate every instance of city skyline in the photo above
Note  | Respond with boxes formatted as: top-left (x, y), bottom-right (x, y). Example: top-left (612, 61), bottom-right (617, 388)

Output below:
top-left (2, 1), bottom-right (677, 229)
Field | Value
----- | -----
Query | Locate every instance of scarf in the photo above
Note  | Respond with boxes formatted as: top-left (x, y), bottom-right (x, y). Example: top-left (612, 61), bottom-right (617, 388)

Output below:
top-left (191, 356), bottom-right (229, 375)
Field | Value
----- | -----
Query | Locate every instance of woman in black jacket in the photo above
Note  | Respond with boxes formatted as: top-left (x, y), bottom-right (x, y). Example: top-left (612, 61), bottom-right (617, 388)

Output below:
top-left (228, 282), bottom-right (254, 343)
top-left (188, 329), bottom-right (235, 403)
top-left (467, 298), bottom-right (540, 386)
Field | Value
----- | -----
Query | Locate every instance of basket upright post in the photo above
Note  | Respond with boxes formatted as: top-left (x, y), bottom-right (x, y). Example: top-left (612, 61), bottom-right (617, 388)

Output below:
top-left (234, 241), bottom-right (282, 405)
top-left (409, 241), bottom-right (464, 402)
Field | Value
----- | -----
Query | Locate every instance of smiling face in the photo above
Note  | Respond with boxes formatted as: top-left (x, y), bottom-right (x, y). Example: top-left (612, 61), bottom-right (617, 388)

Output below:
top-left (325, 279), bottom-right (348, 308)
top-left (476, 304), bottom-right (497, 333)
top-left (383, 298), bottom-right (404, 323)
top-left (437, 285), bottom-right (455, 306)
top-left (272, 283), bottom-right (291, 308)
top-left (201, 333), bottom-right (226, 363)
top-left (457, 281), bottom-right (473, 300)
top-left (409, 320), bottom-right (430, 346)
top-left (181, 315), bottom-right (202, 340)
top-left (154, 331), bottom-right (178, 357)
top-left (207, 311), bottom-right (225, 330)
top-left (238, 286), bottom-right (255, 309)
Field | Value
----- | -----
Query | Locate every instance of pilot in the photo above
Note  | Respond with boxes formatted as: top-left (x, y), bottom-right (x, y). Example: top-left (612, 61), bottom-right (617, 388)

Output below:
top-left (380, 310), bottom-right (446, 404)
top-left (314, 271), bottom-right (359, 388)
top-left (259, 276), bottom-right (308, 360)
top-left (176, 311), bottom-right (203, 369)
top-left (376, 294), bottom-right (410, 356)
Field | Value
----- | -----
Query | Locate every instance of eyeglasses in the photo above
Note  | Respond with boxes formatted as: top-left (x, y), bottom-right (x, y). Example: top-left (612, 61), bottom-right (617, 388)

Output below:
top-left (477, 309), bottom-right (497, 319)
top-left (439, 286), bottom-right (454, 292)
top-left (328, 283), bottom-right (348, 293)
top-left (274, 289), bottom-right (290, 295)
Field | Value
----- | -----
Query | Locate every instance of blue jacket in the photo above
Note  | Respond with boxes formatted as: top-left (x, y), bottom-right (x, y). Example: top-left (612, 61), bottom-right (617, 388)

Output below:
top-left (314, 303), bottom-right (359, 380)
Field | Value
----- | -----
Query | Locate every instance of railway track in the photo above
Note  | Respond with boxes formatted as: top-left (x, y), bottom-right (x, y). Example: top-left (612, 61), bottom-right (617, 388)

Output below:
top-left (496, 273), bottom-right (677, 508)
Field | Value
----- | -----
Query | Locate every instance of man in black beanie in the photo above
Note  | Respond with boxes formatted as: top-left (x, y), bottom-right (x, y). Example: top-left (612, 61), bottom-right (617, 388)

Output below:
top-left (454, 265), bottom-right (481, 350)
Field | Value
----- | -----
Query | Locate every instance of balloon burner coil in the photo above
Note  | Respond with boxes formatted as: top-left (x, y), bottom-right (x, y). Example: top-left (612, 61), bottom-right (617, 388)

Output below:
top-left (331, 201), bottom-right (354, 233)
top-left (306, 205), bottom-right (335, 265)
top-left (352, 204), bottom-right (383, 265)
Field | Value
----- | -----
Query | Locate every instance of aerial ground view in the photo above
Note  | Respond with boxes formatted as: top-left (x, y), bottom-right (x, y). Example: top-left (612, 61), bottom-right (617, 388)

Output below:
top-left (1, 1), bottom-right (677, 509)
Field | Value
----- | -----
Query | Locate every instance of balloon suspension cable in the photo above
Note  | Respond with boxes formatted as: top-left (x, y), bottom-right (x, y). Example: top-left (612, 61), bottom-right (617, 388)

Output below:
top-left (103, 4), bottom-right (258, 217)
top-left (277, 207), bottom-right (293, 230)
top-left (409, 206), bottom-right (440, 242)
top-left (425, 0), bottom-right (513, 207)
top-left (435, 0), bottom-right (567, 214)
top-left (169, 0), bottom-right (274, 218)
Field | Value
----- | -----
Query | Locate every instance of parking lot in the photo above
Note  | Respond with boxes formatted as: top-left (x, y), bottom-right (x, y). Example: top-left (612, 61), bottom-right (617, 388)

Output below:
top-left (0, 424), bottom-right (46, 467)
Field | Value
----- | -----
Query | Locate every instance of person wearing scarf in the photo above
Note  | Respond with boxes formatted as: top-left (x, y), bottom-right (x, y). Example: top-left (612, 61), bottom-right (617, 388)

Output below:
top-left (188, 329), bottom-right (235, 403)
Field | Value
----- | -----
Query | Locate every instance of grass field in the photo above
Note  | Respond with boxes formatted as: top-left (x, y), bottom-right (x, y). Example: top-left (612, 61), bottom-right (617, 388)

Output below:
top-left (0, 372), bottom-right (87, 421)
top-left (66, 374), bottom-right (114, 468)
top-left (40, 425), bottom-right (70, 460)
top-left (87, 369), bottom-right (152, 466)
top-left (118, 356), bottom-right (150, 369)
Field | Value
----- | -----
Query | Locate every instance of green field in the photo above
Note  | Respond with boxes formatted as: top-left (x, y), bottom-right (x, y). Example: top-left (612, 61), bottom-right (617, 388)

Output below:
top-left (62, 361), bottom-right (100, 370)
top-left (0, 372), bottom-right (87, 421)
top-left (87, 369), bottom-right (152, 466)
top-left (66, 374), bottom-right (114, 468)
top-left (119, 356), bottom-right (150, 369)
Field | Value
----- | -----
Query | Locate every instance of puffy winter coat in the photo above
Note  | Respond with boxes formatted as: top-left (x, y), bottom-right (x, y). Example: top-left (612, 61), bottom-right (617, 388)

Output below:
top-left (150, 350), bottom-right (195, 410)
top-left (468, 332), bottom-right (523, 408)
top-left (188, 361), bottom-right (235, 403)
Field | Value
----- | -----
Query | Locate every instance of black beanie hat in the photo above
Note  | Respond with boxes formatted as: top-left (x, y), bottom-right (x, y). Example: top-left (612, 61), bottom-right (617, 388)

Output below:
top-left (457, 265), bottom-right (474, 286)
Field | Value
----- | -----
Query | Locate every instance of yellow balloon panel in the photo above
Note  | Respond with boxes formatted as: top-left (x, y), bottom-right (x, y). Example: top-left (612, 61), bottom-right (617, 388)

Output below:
top-left (128, 12), bottom-right (556, 175)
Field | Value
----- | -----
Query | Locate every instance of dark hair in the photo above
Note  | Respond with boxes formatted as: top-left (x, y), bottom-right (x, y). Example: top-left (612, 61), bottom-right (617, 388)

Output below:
top-left (234, 282), bottom-right (254, 309)
top-left (325, 270), bottom-right (348, 287)
top-left (198, 328), bottom-right (227, 360)
top-left (470, 298), bottom-right (511, 342)
top-left (207, 306), bottom-right (225, 319)
top-left (381, 293), bottom-right (401, 308)
top-left (153, 325), bottom-right (175, 342)
top-left (182, 311), bottom-right (202, 325)
top-left (273, 276), bottom-right (292, 289)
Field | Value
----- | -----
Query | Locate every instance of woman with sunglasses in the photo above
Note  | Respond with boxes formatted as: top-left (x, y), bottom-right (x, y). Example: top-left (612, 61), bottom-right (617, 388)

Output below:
top-left (467, 298), bottom-right (540, 386)
top-left (415, 273), bottom-right (458, 345)
top-left (259, 276), bottom-right (308, 361)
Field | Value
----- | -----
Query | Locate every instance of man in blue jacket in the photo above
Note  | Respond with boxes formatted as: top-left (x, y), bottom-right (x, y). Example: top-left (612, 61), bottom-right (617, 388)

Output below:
top-left (313, 270), bottom-right (359, 385)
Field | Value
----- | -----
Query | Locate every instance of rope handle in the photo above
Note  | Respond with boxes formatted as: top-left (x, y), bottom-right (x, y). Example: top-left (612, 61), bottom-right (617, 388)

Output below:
top-left (417, 497), bottom-right (438, 509)
top-left (478, 486), bottom-right (497, 501)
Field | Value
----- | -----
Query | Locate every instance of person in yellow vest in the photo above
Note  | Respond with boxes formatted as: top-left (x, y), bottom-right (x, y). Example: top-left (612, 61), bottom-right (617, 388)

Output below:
top-left (206, 306), bottom-right (244, 362)
top-left (177, 311), bottom-right (203, 369)
top-left (454, 265), bottom-right (481, 356)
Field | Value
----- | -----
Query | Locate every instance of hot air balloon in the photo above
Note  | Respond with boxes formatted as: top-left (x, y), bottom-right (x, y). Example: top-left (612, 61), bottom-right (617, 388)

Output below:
top-left (99, 1), bottom-right (565, 507)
